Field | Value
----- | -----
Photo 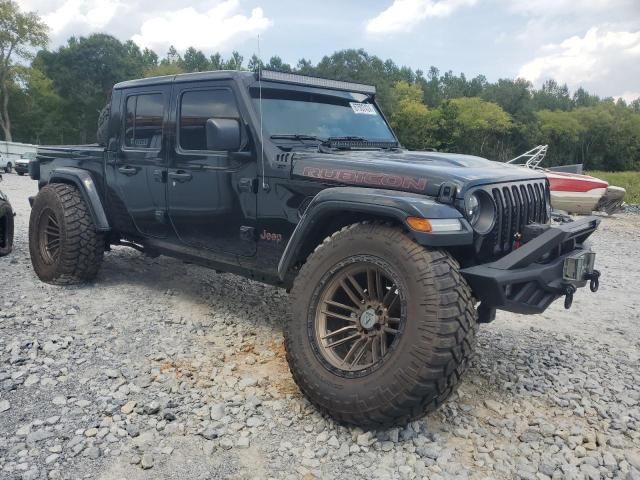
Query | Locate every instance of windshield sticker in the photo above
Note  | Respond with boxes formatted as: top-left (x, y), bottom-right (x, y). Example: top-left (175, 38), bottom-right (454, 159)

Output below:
top-left (349, 102), bottom-right (378, 115)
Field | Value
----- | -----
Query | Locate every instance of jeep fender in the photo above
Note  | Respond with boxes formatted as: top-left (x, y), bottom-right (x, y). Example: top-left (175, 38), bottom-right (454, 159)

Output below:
top-left (277, 186), bottom-right (473, 280)
top-left (44, 167), bottom-right (110, 231)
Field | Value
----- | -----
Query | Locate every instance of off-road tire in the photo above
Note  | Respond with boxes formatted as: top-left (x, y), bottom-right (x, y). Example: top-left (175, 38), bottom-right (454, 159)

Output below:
top-left (285, 223), bottom-right (477, 428)
top-left (29, 183), bottom-right (104, 284)
top-left (0, 200), bottom-right (13, 257)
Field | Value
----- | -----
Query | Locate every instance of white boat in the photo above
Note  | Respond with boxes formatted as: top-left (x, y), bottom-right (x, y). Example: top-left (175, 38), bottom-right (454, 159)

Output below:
top-left (508, 146), bottom-right (626, 215)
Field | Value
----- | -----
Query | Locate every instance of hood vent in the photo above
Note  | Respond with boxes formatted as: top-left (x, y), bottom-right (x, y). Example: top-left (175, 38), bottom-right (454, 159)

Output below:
top-left (275, 153), bottom-right (294, 170)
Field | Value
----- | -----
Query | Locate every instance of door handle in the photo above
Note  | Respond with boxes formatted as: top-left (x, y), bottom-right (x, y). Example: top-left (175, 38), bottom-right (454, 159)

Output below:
top-left (168, 170), bottom-right (192, 183)
top-left (118, 166), bottom-right (138, 176)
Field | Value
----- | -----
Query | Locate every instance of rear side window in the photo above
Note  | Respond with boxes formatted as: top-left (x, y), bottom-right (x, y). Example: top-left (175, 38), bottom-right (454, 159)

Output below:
top-left (179, 89), bottom-right (239, 151)
top-left (124, 93), bottom-right (164, 149)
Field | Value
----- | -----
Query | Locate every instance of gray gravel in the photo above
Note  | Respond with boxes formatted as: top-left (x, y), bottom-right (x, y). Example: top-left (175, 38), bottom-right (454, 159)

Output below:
top-left (1, 173), bottom-right (639, 480)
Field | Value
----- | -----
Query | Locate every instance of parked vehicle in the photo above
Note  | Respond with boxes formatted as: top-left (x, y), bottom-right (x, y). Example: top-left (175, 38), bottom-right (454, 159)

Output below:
top-left (27, 70), bottom-right (601, 427)
top-left (0, 153), bottom-right (12, 174)
top-left (0, 174), bottom-right (14, 257)
top-left (508, 145), bottom-right (626, 215)
top-left (15, 152), bottom-right (36, 176)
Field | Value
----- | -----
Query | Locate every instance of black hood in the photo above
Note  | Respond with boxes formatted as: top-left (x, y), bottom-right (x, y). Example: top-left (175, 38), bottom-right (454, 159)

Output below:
top-left (291, 149), bottom-right (545, 197)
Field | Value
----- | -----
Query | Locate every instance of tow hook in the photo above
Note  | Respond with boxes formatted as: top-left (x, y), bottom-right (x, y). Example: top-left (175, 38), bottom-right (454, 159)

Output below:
top-left (585, 269), bottom-right (600, 292)
top-left (563, 285), bottom-right (576, 310)
top-left (560, 269), bottom-right (600, 310)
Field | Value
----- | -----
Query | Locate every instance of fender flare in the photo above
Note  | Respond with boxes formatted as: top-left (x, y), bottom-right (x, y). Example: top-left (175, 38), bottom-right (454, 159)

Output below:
top-left (277, 186), bottom-right (472, 280)
top-left (46, 167), bottom-right (110, 231)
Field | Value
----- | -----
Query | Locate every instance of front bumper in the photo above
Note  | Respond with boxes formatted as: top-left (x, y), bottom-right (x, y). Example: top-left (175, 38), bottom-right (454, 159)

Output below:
top-left (15, 163), bottom-right (29, 173)
top-left (461, 216), bottom-right (600, 315)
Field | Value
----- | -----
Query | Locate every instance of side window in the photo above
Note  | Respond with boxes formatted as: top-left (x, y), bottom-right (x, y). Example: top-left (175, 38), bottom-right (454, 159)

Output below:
top-left (179, 89), bottom-right (239, 151)
top-left (123, 93), bottom-right (164, 149)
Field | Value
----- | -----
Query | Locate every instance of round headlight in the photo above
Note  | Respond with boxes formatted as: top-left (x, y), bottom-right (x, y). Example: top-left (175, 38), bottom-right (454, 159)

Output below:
top-left (466, 193), bottom-right (480, 225)
top-left (465, 191), bottom-right (496, 235)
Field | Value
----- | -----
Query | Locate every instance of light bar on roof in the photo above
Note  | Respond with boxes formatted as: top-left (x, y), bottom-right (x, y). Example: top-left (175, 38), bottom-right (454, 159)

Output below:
top-left (258, 70), bottom-right (376, 95)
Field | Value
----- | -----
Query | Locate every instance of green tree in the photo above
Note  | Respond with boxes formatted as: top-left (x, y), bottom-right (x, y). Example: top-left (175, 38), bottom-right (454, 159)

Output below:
top-left (533, 109), bottom-right (584, 165)
top-left (446, 97), bottom-right (512, 159)
top-left (389, 81), bottom-right (439, 150)
top-left (0, 0), bottom-right (48, 141)
top-left (247, 53), bottom-right (263, 73)
top-left (181, 47), bottom-right (209, 72)
top-left (209, 53), bottom-right (223, 70)
top-left (144, 62), bottom-right (184, 78)
top-left (224, 51), bottom-right (244, 70)
top-left (265, 56), bottom-right (291, 72)
top-left (532, 79), bottom-right (573, 111)
top-left (9, 66), bottom-right (68, 144)
top-left (35, 34), bottom-right (145, 143)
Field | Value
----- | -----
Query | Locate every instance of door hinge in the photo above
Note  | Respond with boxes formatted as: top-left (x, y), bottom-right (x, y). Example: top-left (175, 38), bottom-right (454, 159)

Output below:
top-left (153, 169), bottom-right (167, 183)
top-left (155, 209), bottom-right (168, 223)
top-left (239, 177), bottom-right (258, 193)
top-left (239, 226), bottom-right (256, 242)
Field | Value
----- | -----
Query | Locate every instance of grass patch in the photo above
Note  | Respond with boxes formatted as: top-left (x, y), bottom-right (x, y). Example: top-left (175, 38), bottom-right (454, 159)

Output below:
top-left (586, 171), bottom-right (640, 204)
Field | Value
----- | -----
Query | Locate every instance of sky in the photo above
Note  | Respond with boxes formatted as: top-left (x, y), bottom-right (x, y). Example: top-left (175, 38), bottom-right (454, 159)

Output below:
top-left (15, 0), bottom-right (640, 101)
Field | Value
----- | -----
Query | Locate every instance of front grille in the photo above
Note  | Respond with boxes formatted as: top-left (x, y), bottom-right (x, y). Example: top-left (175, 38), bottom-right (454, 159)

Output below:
top-left (477, 180), bottom-right (549, 260)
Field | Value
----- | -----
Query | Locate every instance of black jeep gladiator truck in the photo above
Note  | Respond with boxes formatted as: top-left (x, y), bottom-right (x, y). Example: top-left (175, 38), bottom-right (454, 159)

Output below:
top-left (28, 70), bottom-right (601, 427)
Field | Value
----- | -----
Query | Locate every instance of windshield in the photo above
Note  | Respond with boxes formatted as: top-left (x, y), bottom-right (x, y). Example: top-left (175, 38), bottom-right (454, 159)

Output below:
top-left (251, 88), bottom-right (396, 143)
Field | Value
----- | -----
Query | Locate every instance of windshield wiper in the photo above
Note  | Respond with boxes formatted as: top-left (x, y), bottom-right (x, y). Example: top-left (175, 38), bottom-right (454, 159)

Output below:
top-left (324, 136), bottom-right (398, 149)
top-left (325, 136), bottom-right (368, 142)
top-left (270, 134), bottom-right (398, 150)
top-left (270, 134), bottom-right (323, 142)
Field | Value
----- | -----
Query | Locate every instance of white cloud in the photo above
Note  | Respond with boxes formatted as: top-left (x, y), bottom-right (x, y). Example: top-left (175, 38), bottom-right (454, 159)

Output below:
top-left (42, 0), bottom-right (122, 35)
top-left (507, 0), bottom-right (627, 17)
top-left (617, 92), bottom-right (640, 103)
top-left (518, 27), bottom-right (640, 99)
top-left (131, 0), bottom-right (272, 52)
top-left (366, 0), bottom-right (477, 34)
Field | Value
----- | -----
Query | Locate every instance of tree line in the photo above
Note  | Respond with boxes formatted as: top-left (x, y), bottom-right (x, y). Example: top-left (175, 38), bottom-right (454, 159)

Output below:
top-left (1, 1), bottom-right (639, 170)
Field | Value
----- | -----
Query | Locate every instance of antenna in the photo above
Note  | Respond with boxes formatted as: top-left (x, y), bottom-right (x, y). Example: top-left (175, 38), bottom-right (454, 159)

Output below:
top-left (258, 35), bottom-right (268, 190)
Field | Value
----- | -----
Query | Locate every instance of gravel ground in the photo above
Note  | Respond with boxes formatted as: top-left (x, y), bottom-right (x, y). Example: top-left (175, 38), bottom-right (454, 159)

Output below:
top-left (1, 173), bottom-right (639, 480)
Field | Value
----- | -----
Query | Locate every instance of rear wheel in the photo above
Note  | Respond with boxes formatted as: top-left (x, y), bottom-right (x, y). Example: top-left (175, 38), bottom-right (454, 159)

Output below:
top-left (4, 163), bottom-right (11, 174)
top-left (29, 183), bottom-right (104, 284)
top-left (0, 200), bottom-right (13, 257)
top-left (285, 223), bottom-right (477, 428)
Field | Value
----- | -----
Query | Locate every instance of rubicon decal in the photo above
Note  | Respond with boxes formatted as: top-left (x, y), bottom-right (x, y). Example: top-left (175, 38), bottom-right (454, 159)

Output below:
top-left (302, 167), bottom-right (427, 191)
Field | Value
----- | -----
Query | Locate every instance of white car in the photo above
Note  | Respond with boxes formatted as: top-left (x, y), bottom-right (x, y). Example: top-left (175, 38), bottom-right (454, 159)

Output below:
top-left (0, 153), bottom-right (13, 173)
top-left (15, 152), bottom-right (35, 176)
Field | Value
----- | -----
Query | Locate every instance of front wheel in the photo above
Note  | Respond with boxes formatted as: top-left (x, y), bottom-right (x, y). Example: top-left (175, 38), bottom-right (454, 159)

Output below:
top-left (285, 223), bottom-right (477, 428)
top-left (29, 183), bottom-right (104, 284)
top-left (4, 164), bottom-right (11, 174)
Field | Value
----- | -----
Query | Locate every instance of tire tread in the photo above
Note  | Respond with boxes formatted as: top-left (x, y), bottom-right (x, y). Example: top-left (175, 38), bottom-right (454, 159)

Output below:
top-left (284, 222), bottom-right (478, 428)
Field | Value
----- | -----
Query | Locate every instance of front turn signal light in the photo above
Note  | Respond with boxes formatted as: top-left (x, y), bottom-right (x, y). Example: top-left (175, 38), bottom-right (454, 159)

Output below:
top-left (406, 217), bottom-right (432, 232)
top-left (406, 217), bottom-right (463, 233)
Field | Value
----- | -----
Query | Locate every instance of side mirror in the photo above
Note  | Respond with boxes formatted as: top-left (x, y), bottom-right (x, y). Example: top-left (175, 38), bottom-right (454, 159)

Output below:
top-left (205, 118), bottom-right (240, 152)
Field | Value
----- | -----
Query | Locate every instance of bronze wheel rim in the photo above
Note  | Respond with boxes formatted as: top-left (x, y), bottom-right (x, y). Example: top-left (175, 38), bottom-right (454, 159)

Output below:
top-left (314, 261), bottom-right (404, 374)
top-left (38, 208), bottom-right (61, 265)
